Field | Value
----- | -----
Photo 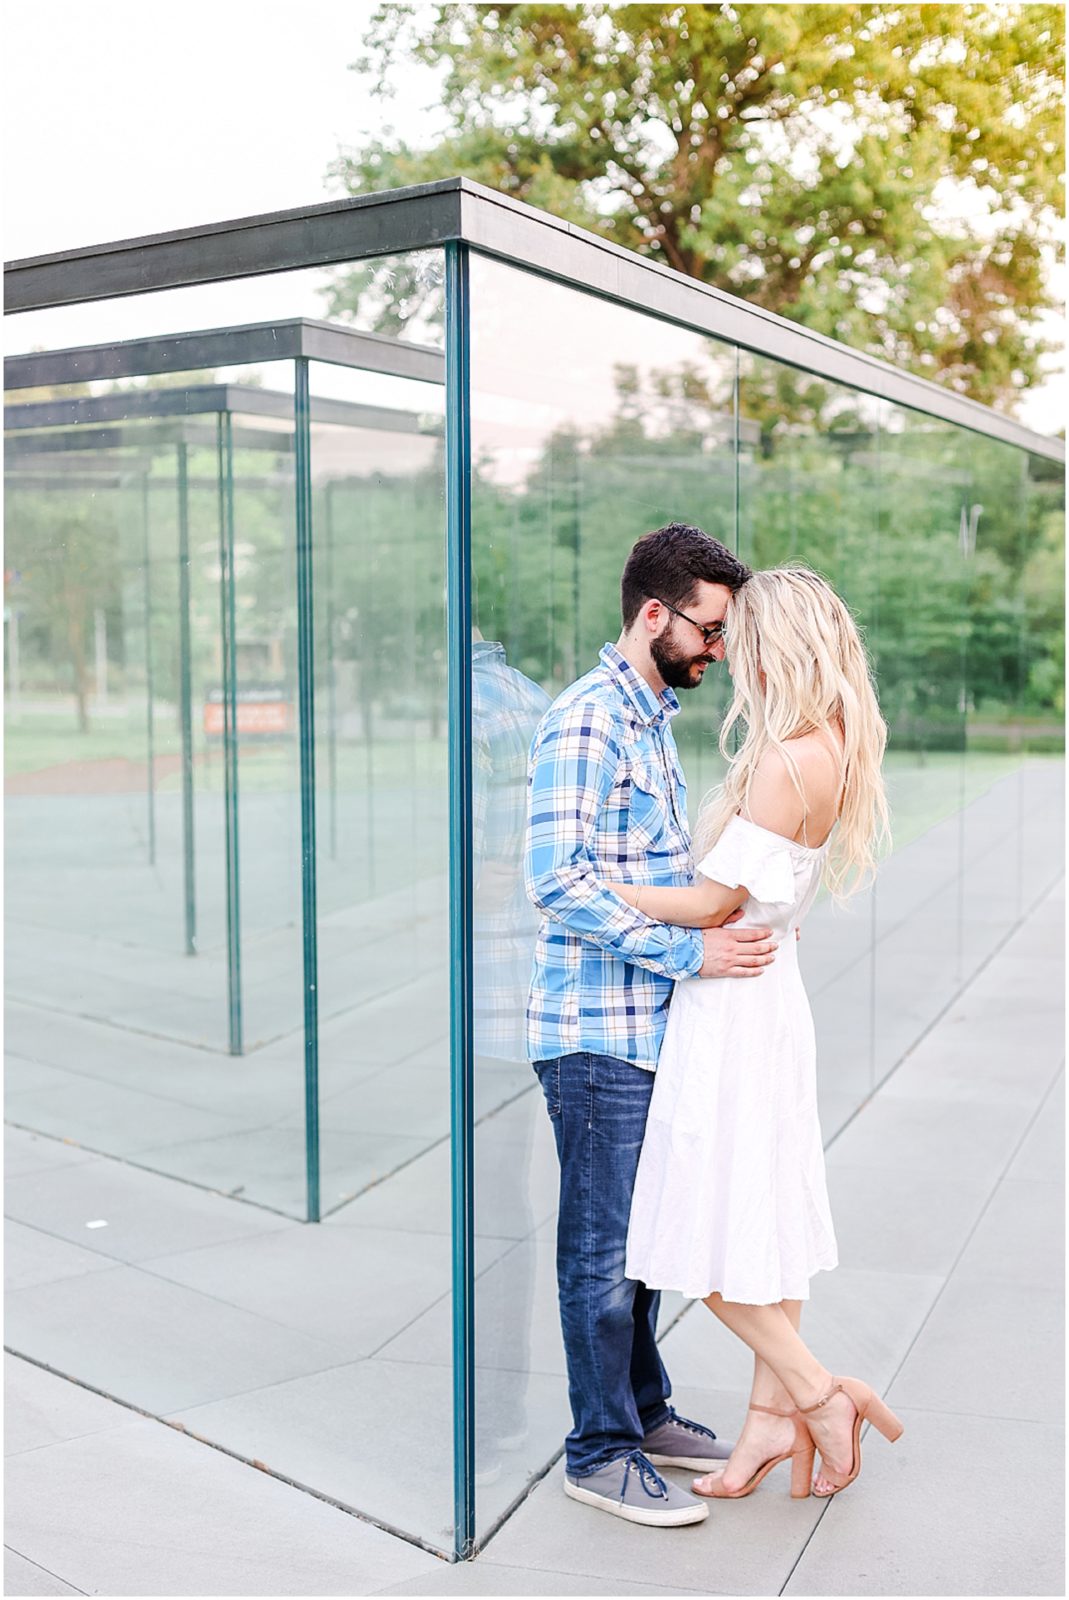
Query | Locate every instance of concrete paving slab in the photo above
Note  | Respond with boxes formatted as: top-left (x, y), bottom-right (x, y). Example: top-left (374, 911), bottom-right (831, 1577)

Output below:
top-left (952, 1177), bottom-right (1064, 1289)
top-left (887, 1276), bottom-right (1064, 1423)
top-left (370, 1563), bottom-right (713, 1595)
top-left (782, 1407), bottom-right (1064, 1597)
top-left (132, 1123), bottom-right (435, 1219)
top-left (824, 1164), bottom-right (990, 1278)
top-left (880, 1032), bottom-right (1060, 1108)
top-left (5, 999), bottom-right (301, 1112)
top-left (657, 1267), bottom-right (942, 1401)
top-left (3, 1055), bottom-right (82, 1098)
top-left (475, 1441), bottom-right (823, 1596)
top-left (143, 1223), bottom-right (473, 1360)
top-left (4, 1416), bottom-right (443, 1597)
top-left (1007, 1070), bottom-right (1064, 1182)
top-left (4, 1157), bottom-right (294, 1264)
top-left (325, 1132), bottom-right (558, 1241)
top-left (4, 1220), bottom-right (118, 1294)
top-left (825, 1093), bottom-right (1033, 1178)
top-left (4, 1354), bottom-right (136, 1458)
top-left (2, 1127), bottom-right (98, 1180)
top-left (4, 1070), bottom-right (251, 1157)
top-left (379, 1238), bottom-right (565, 1375)
top-left (3, 1547), bottom-right (84, 1596)
top-left (169, 1356), bottom-right (457, 1554)
top-left (6, 1266), bottom-right (339, 1415)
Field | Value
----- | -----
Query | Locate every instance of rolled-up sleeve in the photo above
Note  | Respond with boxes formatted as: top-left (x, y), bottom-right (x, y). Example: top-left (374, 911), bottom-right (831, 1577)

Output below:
top-left (524, 700), bottom-right (703, 980)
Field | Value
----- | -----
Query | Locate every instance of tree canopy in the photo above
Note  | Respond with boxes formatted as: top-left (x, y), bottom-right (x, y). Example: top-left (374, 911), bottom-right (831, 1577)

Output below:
top-left (328, 2), bottom-right (1064, 410)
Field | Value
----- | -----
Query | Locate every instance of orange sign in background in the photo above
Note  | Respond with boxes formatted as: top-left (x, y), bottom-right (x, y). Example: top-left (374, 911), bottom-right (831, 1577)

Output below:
top-left (203, 696), bottom-right (292, 737)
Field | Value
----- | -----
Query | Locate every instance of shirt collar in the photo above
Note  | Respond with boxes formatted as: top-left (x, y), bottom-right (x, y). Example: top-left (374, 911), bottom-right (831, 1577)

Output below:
top-left (598, 642), bottom-right (681, 726)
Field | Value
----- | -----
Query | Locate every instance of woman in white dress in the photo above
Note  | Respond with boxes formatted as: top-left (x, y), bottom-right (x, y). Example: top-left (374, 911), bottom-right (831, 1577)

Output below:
top-left (602, 567), bottom-right (903, 1501)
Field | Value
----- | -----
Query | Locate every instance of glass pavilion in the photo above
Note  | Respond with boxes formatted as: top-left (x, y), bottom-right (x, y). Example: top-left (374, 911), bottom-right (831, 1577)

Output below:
top-left (4, 178), bottom-right (1064, 1557)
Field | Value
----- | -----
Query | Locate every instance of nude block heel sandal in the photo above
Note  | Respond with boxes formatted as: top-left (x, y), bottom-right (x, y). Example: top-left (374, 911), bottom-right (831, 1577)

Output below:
top-left (799, 1377), bottom-right (904, 1497)
top-left (692, 1402), bottom-right (816, 1500)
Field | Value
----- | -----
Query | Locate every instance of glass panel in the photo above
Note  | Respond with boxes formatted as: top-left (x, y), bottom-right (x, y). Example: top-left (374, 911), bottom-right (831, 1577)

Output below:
top-left (960, 435), bottom-right (1028, 972)
top-left (737, 355), bottom-right (879, 1127)
top-left (871, 405), bottom-right (968, 1084)
top-left (4, 255), bottom-right (456, 1554)
top-left (1021, 451), bottom-right (1066, 905)
top-left (467, 253), bottom-right (738, 1537)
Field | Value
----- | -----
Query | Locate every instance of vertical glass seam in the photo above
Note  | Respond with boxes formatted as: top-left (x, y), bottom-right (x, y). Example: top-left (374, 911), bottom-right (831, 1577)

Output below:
top-left (445, 239), bottom-right (475, 1562)
top-left (176, 440), bottom-right (196, 955)
top-left (141, 472), bottom-right (156, 864)
top-left (294, 357), bottom-right (321, 1224)
top-left (217, 411), bottom-right (243, 1055)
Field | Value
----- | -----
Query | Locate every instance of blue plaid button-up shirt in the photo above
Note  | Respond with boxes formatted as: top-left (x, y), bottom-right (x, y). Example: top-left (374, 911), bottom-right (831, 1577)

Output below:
top-left (524, 643), bottom-right (704, 1068)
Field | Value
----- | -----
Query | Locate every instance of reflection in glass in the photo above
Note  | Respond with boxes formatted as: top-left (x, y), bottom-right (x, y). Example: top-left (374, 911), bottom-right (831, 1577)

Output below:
top-left (737, 355), bottom-right (879, 1118)
top-left (468, 256), bottom-right (740, 1534)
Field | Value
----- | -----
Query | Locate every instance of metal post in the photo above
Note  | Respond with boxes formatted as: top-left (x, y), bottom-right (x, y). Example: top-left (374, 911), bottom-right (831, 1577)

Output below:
top-left (217, 414), bottom-right (243, 1054)
top-left (294, 358), bottom-right (321, 1224)
top-left (445, 239), bottom-right (475, 1562)
top-left (177, 440), bottom-right (197, 956)
top-left (142, 474), bottom-right (157, 864)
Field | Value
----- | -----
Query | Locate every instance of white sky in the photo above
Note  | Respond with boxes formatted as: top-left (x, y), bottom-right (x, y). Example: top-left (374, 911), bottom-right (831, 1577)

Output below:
top-left (3, 0), bottom-right (1063, 436)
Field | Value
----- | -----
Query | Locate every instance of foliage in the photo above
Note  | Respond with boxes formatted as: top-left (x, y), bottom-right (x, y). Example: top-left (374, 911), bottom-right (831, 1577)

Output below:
top-left (328, 2), bottom-right (1064, 410)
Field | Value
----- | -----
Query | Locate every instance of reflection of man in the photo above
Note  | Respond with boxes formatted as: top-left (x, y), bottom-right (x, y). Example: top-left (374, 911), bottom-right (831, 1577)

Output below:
top-left (471, 631), bottom-right (552, 1481)
top-left (525, 524), bottom-right (772, 1527)
top-left (472, 632), bottom-right (553, 1061)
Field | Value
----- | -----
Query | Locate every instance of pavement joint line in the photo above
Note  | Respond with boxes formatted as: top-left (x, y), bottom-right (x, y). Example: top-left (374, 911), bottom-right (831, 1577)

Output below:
top-left (3, 1119), bottom-right (301, 1223)
top-left (364, 1222), bottom-right (552, 1362)
top-left (807, 813), bottom-right (1060, 1003)
top-left (776, 1036), bottom-right (1065, 1593)
top-left (632, 874), bottom-right (1065, 1437)
top-left (776, 897), bottom-right (1064, 1597)
top-left (2, 1347), bottom-right (454, 1566)
top-left (4, 1543), bottom-right (88, 1596)
top-left (818, 871), bottom-right (1065, 1161)
top-left (320, 1080), bottom-right (544, 1223)
top-left (6, 848), bottom-right (1061, 1572)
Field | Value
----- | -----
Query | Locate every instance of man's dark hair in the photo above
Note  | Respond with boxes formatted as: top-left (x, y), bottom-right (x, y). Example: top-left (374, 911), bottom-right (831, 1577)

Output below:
top-left (621, 523), bottom-right (751, 628)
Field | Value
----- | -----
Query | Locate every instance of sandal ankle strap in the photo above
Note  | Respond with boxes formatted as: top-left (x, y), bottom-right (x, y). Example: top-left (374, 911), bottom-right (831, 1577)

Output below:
top-left (797, 1381), bottom-right (844, 1415)
top-left (748, 1401), bottom-right (799, 1418)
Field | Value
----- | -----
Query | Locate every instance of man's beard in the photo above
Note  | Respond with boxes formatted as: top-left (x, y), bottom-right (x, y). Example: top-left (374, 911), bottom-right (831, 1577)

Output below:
top-left (651, 625), bottom-right (713, 691)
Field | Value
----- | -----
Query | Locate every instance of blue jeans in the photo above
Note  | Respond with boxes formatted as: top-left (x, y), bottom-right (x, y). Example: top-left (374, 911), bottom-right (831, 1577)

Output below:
top-left (534, 1051), bottom-right (672, 1477)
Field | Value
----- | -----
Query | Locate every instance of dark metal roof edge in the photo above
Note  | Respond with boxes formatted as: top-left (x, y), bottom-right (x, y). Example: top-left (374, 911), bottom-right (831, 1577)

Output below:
top-left (4, 180), bottom-right (467, 271)
top-left (457, 183), bottom-right (1065, 464)
top-left (3, 176), bottom-right (1062, 462)
top-left (4, 319), bottom-right (445, 390)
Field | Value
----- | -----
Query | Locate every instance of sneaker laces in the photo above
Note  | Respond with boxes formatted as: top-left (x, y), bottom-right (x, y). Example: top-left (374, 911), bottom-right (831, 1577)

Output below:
top-left (619, 1450), bottom-right (670, 1501)
top-left (664, 1407), bottom-right (718, 1442)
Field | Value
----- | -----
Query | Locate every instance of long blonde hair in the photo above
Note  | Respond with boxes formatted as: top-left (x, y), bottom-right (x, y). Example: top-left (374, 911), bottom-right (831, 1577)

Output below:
top-left (693, 566), bottom-right (890, 899)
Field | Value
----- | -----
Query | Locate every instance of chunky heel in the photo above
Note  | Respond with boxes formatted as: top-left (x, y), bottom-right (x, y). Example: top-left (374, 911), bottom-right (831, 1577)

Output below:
top-left (863, 1389), bottom-right (904, 1443)
top-left (789, 1439), bottom-right (815, 1499)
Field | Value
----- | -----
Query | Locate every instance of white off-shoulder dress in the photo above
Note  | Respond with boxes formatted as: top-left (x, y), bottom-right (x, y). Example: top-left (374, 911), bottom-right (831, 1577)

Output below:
top-left (625, 813), bottom-right (839, 1305)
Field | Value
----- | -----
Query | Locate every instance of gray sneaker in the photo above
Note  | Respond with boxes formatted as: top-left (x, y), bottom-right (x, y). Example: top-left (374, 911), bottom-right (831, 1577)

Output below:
top-left (642, 1408), bottom-right (734, 1470)
top-left (564, 1450), bottom-right (709, 1526)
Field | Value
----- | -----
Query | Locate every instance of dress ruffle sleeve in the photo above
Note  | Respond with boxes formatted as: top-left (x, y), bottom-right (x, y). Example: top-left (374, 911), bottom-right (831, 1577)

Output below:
top-left (695, 817), bottom-right (797, 907)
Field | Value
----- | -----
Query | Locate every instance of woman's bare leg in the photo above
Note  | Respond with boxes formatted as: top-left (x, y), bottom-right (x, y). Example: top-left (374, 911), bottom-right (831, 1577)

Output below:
top-left (701, 1293), bottom-right (857, 1493)
top-left (697, 1299), bottom-right (810, 1492)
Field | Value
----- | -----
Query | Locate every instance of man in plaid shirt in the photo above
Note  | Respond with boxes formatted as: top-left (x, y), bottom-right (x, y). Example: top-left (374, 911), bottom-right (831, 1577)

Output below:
top-left (525, 524), bottom-right (776, 1526)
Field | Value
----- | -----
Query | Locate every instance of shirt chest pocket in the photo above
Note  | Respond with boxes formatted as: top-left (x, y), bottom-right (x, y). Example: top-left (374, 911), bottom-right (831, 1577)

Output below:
top-left (624, 758), bottom-right (675, 851)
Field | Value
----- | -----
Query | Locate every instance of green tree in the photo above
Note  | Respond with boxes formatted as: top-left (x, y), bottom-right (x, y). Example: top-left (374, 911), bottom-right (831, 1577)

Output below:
top-left (328, 2), bottom-right (1063, 409)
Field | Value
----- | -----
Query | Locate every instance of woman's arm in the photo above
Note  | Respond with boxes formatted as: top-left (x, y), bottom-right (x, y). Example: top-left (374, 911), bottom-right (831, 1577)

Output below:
top-left (597, 876), bottom-right (748, 929)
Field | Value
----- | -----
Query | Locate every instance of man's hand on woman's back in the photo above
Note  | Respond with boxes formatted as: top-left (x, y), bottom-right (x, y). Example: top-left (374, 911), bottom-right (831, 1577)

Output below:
top-left (699, 923), bottom-right (777, 978)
